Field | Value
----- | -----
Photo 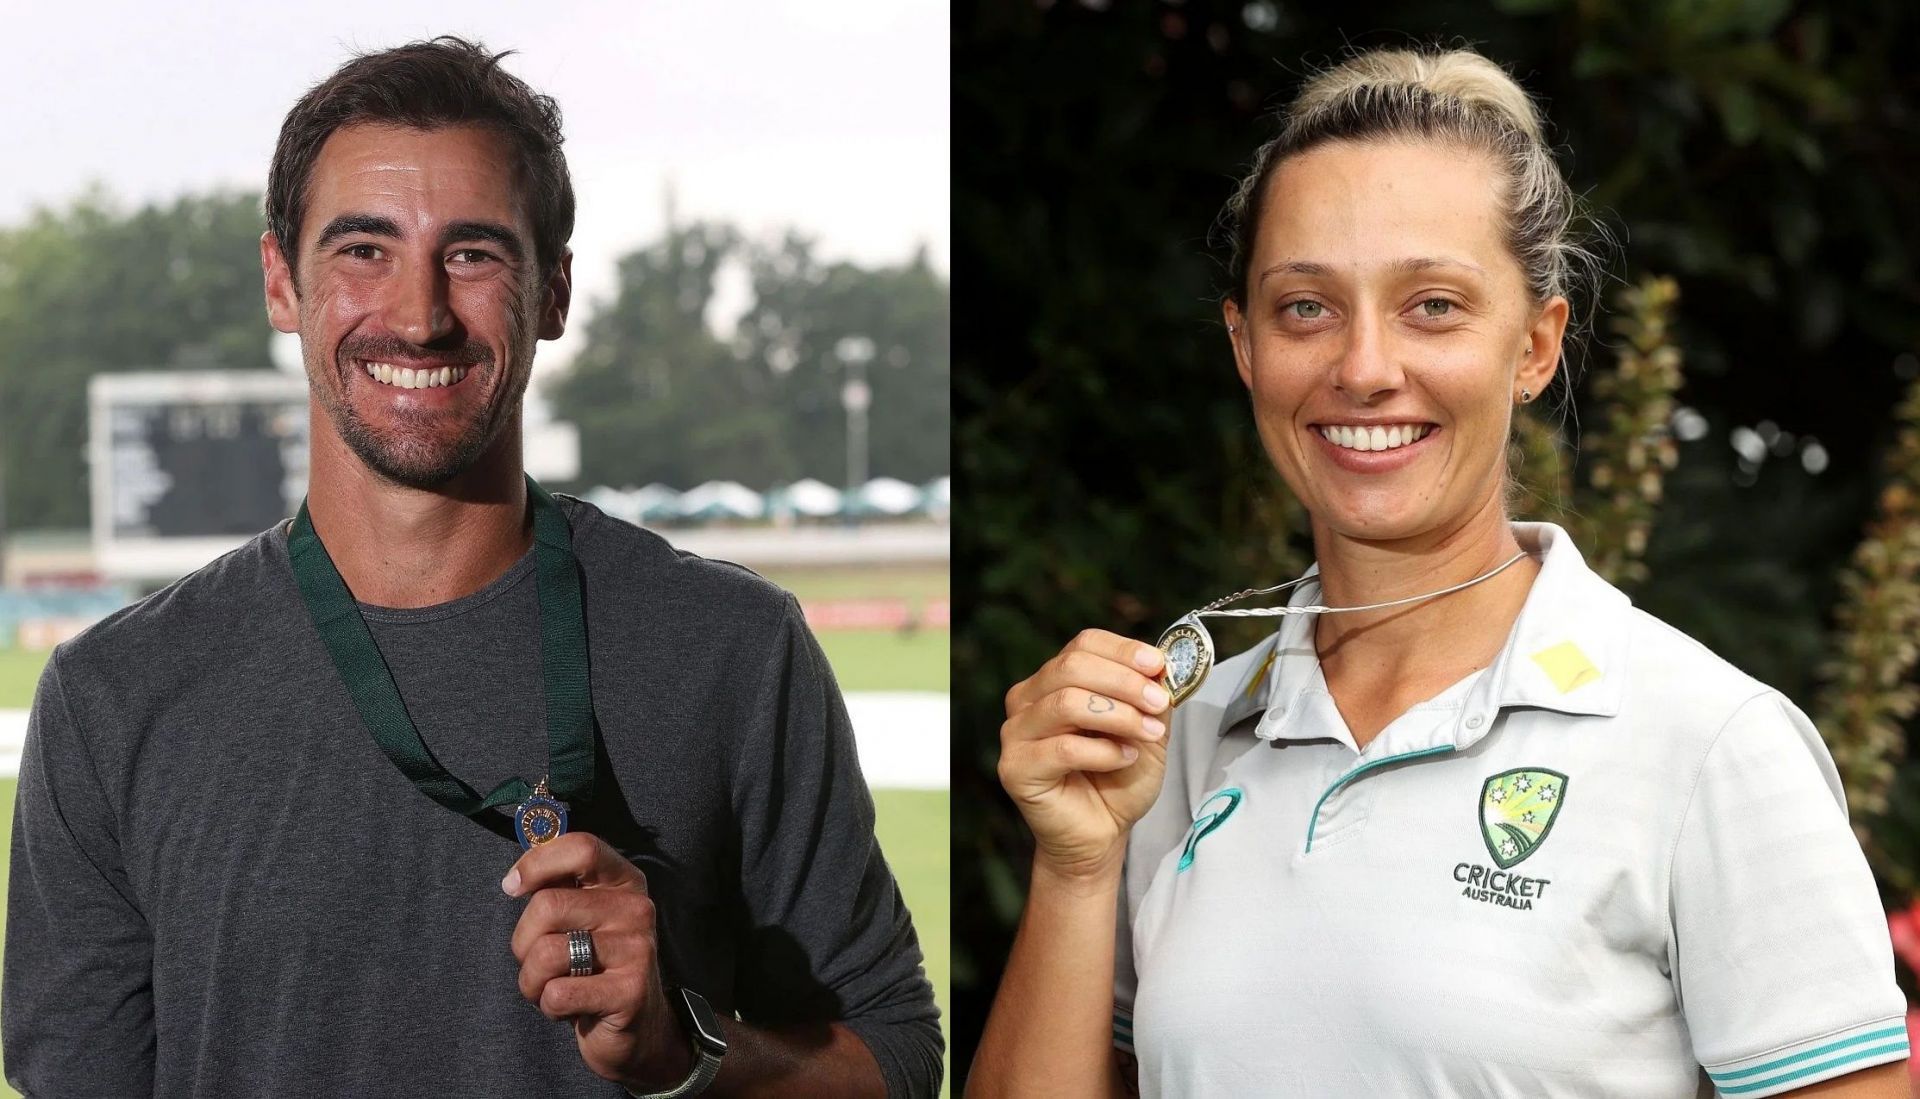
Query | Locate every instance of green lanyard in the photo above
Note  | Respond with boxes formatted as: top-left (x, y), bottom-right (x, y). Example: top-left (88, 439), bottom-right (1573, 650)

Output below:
top-left (287, 474), bottom-right (595, 818)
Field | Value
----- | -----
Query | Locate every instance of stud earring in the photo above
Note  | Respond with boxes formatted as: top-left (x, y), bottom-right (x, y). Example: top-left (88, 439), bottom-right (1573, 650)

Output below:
top-left (1519, 388), bottom-right (1534, 403)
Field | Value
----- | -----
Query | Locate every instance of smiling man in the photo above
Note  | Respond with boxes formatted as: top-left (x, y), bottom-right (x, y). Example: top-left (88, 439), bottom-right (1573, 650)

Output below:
top-left (2, 37), bottom-right (940, 1098)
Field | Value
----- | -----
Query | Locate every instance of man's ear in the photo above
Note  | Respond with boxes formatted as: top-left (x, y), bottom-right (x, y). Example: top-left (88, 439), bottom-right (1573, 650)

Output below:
top-left (538, 248), bottom-right (573, 341)
top-left (262, 231), bottom-right (301, 334)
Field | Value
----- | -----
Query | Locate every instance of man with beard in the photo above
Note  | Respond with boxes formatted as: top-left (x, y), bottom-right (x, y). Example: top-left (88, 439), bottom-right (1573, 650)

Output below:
top-left (3, 37), bottom-right (941, 1098)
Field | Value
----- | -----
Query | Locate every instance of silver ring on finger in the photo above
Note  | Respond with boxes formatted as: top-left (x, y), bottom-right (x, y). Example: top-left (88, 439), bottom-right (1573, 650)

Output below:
top-left (566, 928), bottom-right (597, 978)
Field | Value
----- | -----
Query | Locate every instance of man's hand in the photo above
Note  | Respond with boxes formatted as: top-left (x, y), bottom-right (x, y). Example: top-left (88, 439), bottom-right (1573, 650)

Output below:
top-left (504, 833), bottom-right (698, 1093)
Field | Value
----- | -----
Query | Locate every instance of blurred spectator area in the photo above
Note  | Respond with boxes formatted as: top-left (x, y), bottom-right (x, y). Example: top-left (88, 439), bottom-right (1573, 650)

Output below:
top-left (0, 529), bottom-right (130, 647)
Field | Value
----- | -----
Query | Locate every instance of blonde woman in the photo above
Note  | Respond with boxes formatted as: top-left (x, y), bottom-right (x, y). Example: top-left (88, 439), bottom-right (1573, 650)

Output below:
top-left (970, 47), bottom-right (1909, 1098)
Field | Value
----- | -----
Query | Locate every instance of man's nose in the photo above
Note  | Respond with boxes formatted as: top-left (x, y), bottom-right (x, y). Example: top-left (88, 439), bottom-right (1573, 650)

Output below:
top-left (382, 252), bottom-right (453, 346)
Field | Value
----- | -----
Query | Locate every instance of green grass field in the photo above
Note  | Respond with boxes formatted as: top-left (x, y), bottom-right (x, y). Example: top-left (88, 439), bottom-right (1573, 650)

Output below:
top-left (0, 648), bottom-right (43, 712)
top-left (762, 563), bottom-right (950, 604)
top-left (0, 559), bottom-right (951, 1095)
top-left (872, 787), bottom-right (952, 1092)
top-left (818, 629), bottom-right (950, 692)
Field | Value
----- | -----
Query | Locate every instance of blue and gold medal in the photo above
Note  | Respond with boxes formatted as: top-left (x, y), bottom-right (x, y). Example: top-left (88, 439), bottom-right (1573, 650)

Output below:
top-left (514, 778), bottom-right (569, 849)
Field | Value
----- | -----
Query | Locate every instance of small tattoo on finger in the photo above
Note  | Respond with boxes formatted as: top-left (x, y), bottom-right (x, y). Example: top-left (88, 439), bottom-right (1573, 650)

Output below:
top-left (1088, 694), bottom-right (1116, 713)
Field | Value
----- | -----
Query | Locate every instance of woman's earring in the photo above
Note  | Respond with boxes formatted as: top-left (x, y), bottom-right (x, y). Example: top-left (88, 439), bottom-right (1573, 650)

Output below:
top-left (1519, 388), bottom-right (1534, 404)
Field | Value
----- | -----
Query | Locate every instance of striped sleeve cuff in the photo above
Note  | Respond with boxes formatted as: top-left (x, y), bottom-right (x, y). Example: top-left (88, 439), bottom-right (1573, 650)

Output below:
top-left (1113, 1009), bottom-right (1134, 1055)
top-left (1704, 1016), bottom-right (1910, 1096)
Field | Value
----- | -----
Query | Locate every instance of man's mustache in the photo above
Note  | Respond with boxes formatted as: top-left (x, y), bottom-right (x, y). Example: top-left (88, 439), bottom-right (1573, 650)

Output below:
top-left (337, 342), bottom-right (492, 367)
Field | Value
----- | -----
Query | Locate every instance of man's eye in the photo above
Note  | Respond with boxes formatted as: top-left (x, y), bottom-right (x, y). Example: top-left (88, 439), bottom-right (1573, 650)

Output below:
top-left (343, 244), bottom-right (380, 260)
top-left (449, 250), bottom-right (497, 265)
top-left (1420, 298), bottom-right (1454, 317)
top-left (1287, 301), bottom-right (1325, 319)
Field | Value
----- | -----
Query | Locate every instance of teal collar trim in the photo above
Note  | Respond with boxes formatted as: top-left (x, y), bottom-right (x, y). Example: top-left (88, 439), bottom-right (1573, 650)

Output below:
top-left (1303, 744), bottom-right (1457, 852)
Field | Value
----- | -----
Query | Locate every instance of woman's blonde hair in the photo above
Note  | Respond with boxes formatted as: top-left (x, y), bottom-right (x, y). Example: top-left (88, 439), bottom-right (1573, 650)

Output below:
top-left (1219, 47), bottom-right (1607, 395)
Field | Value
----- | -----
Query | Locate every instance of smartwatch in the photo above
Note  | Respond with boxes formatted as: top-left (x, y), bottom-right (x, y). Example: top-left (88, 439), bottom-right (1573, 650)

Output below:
top-left (627, 987), bottom-right (727, 1098)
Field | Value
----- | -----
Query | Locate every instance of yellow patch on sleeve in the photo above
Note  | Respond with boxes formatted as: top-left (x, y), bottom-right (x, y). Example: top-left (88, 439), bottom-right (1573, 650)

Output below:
top-left (1244, 648), bottom-right (1278, 700)
top-left (1530, 641), bottom-right (1601, 694)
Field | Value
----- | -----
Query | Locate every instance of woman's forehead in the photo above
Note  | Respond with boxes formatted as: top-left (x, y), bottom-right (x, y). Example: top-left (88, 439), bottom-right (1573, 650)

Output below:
top-left (1254, 139), bottom-right (1512, 280)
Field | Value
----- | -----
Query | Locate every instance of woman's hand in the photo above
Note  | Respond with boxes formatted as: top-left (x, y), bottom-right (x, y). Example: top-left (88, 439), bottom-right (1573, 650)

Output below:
top-left (999, 630), bottom-right (1172, 880)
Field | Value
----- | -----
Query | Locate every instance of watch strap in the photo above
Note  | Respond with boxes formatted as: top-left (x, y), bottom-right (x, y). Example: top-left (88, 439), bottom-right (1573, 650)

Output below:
top-left (626, 989), bottom-right (726, 1098)
top-left (625, 1051), bottom-right (721, 1099)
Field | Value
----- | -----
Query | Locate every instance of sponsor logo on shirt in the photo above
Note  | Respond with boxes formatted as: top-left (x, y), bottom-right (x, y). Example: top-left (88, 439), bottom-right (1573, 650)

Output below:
top-left (1452, 767), bottom-right (1567, 911)
top-left (1177, 787), bottom-right (1243, 874)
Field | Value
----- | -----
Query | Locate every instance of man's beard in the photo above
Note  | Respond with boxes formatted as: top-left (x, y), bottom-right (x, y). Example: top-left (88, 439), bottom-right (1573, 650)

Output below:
top-left (331, 393), bottom-right (500, 489)
top-left (312, 345), bottom-right (530, 490)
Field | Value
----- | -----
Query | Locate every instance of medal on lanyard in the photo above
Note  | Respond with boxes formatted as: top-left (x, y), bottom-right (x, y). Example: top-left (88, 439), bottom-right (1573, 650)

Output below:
top-left (514, 777), bottom-right (569, 848)
top-left (289, 474), bottom-right (597, 849)
top-left (1156, 550), bottom-right (1534, 707)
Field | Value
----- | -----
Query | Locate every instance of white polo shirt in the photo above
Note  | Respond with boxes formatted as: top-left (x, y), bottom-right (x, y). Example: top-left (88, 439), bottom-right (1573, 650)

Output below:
top-left (1112, 521), bottom-right (1908, 1097)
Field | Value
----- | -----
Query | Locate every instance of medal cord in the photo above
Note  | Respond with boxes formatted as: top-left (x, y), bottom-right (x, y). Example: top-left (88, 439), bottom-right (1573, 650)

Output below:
top-left (1194, 550), bottom-right (1533, 619)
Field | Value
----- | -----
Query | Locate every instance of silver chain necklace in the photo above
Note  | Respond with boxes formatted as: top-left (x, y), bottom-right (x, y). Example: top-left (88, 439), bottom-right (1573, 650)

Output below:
top-left (1156, 550), bottom-right (1533, 707)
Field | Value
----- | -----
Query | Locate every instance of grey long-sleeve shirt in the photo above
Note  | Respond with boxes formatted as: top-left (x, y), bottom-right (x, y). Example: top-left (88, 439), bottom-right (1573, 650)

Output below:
top-left (4, 494), bottom-right (942, 1097)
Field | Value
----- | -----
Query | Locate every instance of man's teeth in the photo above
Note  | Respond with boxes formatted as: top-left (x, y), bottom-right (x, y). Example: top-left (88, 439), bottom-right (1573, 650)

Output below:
top-left (1318, 423), bottom-right (1434, 452)
top-left (363, 362), bottom-right (469, 389)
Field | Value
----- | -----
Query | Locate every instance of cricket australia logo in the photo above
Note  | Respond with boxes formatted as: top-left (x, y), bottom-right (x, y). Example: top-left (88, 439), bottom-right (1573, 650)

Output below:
top-left (1452, 768), bottom-right (1566, 911)
top-left (1480, 768), bottom-right (1568, 868)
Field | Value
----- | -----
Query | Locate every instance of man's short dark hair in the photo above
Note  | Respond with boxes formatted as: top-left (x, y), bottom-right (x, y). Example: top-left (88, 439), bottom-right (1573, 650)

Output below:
top-left (266, 35), bottom-right (574, 283)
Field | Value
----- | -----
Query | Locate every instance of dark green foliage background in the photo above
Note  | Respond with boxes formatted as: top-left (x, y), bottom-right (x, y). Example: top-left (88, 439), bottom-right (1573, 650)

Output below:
top-left (953, 0), bottom-right (1920, 1083)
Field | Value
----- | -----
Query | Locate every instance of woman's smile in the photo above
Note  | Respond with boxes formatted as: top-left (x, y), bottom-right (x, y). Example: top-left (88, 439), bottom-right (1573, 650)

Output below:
top-left (1307, 421), bottom-right (1441, 473)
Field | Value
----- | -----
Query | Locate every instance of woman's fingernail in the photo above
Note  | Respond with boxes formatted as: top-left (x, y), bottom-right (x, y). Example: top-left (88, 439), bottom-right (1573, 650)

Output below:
top-left (1143, 716), bottom-right (1166, 739)
top-left (1144, 683), bottom-right (1169, 710)
top-left (1133, 647), bottom-right (1161, 671)
top-left (501, 869), bottom-right (521, 896)
top-left (1121, 744), bottom-right (1140, 762)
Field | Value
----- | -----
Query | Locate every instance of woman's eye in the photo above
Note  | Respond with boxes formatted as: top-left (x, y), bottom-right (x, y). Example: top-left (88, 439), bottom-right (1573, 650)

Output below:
top-left (1288, 301), bottom-right (1325, 320)
top-left (1420, 298), bottom-right (1454, 317)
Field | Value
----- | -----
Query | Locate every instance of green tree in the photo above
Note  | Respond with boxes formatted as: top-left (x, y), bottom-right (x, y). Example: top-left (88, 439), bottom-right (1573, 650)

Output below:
top-left (0, 189), bottom-right (272, 531)
top-left (737, 235), bottom-right (952, 486)
top-left (545, 221), bottom-right (778, 489)
top-left (547, 223), bottom-right (951, 491)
